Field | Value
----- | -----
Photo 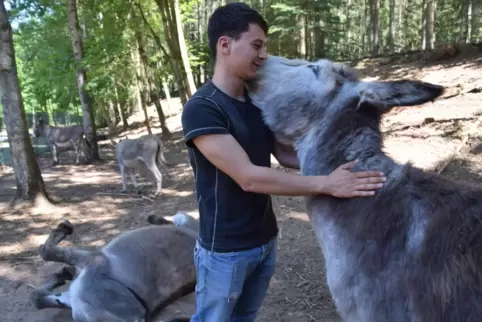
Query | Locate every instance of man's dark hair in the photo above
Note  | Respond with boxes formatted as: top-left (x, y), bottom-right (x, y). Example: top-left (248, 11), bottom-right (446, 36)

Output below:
top-left (207, 2), bottom-right (269, 61)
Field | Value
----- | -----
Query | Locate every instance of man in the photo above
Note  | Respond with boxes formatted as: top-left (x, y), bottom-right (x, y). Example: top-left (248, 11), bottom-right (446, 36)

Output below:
top-left (181, 2), bottom-right (386, 321)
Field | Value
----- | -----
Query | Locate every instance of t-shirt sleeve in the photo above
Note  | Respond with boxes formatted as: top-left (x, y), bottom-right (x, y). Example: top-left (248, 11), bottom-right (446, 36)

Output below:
top-left (181, 97), bottom-right (231, 148)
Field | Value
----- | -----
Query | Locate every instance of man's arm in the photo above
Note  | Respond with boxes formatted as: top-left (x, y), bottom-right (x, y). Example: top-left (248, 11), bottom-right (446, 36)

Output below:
top-left (192, 133), bottom-right (386, 198)
top-left (272, 139), bottom-right (300, 170)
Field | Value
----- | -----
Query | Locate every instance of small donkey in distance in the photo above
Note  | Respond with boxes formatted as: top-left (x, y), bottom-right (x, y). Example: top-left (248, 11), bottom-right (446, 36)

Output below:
top-left (111, 134), bottom-right (172, 195)
top-left (33, 117), bottom-right (91, 166)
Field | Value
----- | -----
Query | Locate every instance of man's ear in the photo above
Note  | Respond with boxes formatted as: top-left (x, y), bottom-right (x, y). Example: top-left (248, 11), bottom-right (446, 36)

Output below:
top-left (218, 36), bottom-right (232, 55)
top-left (356, 80), bottom-right (445, 112)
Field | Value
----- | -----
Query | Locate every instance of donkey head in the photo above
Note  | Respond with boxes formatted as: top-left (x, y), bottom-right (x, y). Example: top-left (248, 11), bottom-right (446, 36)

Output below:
top-left (33, 118), bottom-right (46, 138)
top-left (246, 55), bottom-right (445, 144)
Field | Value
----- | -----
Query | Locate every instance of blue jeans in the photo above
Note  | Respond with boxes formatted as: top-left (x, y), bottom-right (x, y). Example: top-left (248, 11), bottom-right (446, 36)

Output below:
top-left (190, 237), bottom-right (277, 322)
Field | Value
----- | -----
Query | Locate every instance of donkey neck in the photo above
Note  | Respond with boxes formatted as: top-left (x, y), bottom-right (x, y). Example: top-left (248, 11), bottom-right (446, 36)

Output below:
top-left (41, 124), bottom-right (52, 137)
top-left (295, 109), bottom-right (393, 176)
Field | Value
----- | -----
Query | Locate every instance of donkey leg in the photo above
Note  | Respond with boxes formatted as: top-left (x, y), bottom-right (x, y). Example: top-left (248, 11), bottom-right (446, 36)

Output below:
top-left (33, 290), bottom-right (71, 310)
top-left (73, 140), bottom-right (80, 165)
top-left (30, 266), bottom-right (76, 309)
top-left (51, 144), bottom-right (59, 166)
top-left (120, 163), bottom-right (127, 193)
top-left (145, 157), bottom-right (163, 195)
top-left (39, 220), bottom-right (92, 267)
top-left (130, 168), bottom-right (140, 194)
top-left (80, 137), bottom-right (91, 164)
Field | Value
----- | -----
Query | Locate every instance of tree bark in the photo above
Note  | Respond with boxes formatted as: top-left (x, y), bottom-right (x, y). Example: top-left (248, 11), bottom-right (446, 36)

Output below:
top-left (424, 0), bottom-right (436, 50)
top-left (0, 2), bottom-right (49, 201)
top-left (173, 0), bottom-right (196, 96)
top-left (66, 0), bottom-right (100, 160)
top-left (155, 0), bottom-right (189, 104)
top-left (135, 31), bottom-right (171, 138)
top-left (370, 0), bottom-right (380, 55)
top-left (472, 0), bottom-right (481, 43)
top-left (387, 0), bottom-right (395, 52)
top-left (135, 0), bottom-right (188, 105)
top-left (133, 32), bottom-right (152, 134)
top-left (114, 83), bottom-right (129, 130)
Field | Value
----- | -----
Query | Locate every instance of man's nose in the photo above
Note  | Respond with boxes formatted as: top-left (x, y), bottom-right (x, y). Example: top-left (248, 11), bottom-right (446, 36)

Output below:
top-left (259, 46), bottom-right (268, 60)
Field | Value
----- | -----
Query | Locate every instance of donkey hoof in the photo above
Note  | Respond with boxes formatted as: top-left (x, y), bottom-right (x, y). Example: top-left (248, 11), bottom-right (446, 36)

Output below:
top-left (147, 214), bottom-right (170, 225)
top-left (29, 288), bottom-right (49, 310)
top-left (57, 220), bottom-right (74, 235)
top-left (165, 318), bottom-right (192, 322)
top-left (147, 214), bottom-right (157, 225)
top-left (29, 289), bottom-right (42, 309)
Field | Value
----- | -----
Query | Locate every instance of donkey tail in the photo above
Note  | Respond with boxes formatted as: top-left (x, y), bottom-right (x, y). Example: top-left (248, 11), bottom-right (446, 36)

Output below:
top-left (154, 137), bottom-right (172, 167)
top-left (82, 134), bottom-right (92, 149)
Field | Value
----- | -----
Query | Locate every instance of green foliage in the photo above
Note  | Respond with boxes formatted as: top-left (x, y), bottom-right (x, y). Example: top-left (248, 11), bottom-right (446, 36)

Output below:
top-left (13, 3), bottom-right (78, 116)
top-left (4, 0), bottom-right (480, 123)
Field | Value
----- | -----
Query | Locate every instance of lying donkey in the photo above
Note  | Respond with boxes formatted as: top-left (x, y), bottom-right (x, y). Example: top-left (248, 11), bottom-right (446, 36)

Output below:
top-left (33, 118), bottom-right (91, 166)
top-left (111, 134), bottom-right (172, 195)
top-left (246, 55), bottom-right (482, 321)
top-left (29, 211), bottom-right (199, 322)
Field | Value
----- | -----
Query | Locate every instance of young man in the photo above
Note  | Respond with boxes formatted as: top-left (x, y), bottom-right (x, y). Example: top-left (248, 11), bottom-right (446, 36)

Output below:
top-left (181, 2), bottom-right (386, 321)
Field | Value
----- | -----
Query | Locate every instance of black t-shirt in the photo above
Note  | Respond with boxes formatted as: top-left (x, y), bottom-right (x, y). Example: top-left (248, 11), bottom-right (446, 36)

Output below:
top-left (181, 79), bottom-right (279, 253)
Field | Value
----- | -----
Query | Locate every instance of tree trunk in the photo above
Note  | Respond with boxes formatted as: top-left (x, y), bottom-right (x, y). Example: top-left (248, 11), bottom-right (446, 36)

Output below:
top-left (135, 1), bottom-right (188, 105)
top-left (66, 0), bottom-right (100, 160)
top-left (421, 0), bottom-right (427, 49)
top-left (133, 33), bottom-right (152, 134)
top-left (0, 2), bottom-right (48, 201)
top-left (156, 0), bottom-right (189, 104)
top-left (173, 0), bottom-right (196, 96)
top-left (151, 92), bottom-right (171, 139)
top-left (298, 14), bottom-right (306, 58)
top-left (114, 83), bottom-right (129, 129)
top-left (162, 79), bottom-right (173, 116)
top-left (471, 0), bottom-right (481, 43)
top-left (134, 32), bottom-right (171, 138)
top-left (387, 0), bottom-right (395, 52)
top-left (424, 0), bottom-right (436, 50)
top-left (370, 0), bottom-right (380, 55)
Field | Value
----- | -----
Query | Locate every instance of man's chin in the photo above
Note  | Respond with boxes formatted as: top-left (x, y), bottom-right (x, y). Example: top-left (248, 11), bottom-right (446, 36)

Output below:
top-left (244, 72), bottom-right (258, 81)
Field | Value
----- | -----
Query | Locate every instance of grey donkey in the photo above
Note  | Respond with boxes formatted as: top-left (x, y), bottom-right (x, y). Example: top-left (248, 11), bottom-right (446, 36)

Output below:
top-left (246, 55), bottom-right (482, 322)
top-left (34, 118), bottom-right (91, 166)
top-left (29, 211), bottom-right (199, 322)
top-left (111, 134), bottom-right (171, 195)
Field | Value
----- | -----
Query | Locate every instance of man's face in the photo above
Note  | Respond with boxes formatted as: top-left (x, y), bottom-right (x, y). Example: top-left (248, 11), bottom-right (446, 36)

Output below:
top-left (218, 23), bottom-right (268, 80)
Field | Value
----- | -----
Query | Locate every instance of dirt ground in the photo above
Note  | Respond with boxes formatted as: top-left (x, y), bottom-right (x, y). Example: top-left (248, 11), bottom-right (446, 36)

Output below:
top-left (1, 50), bottom-right (481, 322)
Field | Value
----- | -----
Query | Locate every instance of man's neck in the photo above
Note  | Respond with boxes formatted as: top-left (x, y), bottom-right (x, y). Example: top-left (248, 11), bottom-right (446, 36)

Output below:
top-left (211, 64), bottom-right (246, 102)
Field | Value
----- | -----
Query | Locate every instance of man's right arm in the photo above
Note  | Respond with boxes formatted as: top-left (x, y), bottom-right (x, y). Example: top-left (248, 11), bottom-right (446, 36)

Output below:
top-left (182, 98), bottom-right (386, 198)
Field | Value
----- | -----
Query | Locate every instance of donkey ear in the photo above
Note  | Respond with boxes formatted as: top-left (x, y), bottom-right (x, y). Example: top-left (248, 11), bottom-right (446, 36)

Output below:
top-left (356, 80), bottom-right (445, 112)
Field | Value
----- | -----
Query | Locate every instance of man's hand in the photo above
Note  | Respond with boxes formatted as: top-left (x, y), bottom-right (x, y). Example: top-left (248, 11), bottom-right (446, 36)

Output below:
top-left (322, 160), bottom-right (387, 198)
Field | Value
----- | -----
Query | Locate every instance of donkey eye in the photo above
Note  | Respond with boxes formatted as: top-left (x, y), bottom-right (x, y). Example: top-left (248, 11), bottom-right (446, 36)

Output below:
top-left (307, 64), bottom-right (320, 77)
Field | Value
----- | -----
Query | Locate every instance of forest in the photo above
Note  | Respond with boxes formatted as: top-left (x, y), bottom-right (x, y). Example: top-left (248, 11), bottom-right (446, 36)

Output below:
top-left (0, 0), bottom-right (482, 321)
top-left (0, 0), bottom-right (481, 198)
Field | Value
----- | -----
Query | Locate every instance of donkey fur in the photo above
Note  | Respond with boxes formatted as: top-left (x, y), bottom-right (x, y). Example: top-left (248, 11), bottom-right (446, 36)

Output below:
top-left (113, 134), bottom-right (172, 195)
top-left (245, 55), bottom-right (482, 322)
top-left (33, 118), bottom-right (91, 166)
top-left (29, 211), bottom-right (198, 322)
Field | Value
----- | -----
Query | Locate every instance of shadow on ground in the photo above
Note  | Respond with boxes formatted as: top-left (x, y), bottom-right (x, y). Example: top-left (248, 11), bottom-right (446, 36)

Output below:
top-left (0, 128), bottom-right (339, 322)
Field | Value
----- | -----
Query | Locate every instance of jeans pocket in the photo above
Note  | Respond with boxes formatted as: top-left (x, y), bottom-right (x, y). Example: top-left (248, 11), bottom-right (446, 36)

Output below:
top-left (193, 240), bottom-right (202, 264)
